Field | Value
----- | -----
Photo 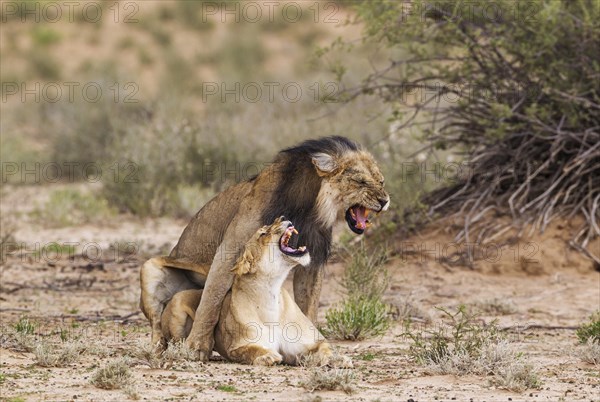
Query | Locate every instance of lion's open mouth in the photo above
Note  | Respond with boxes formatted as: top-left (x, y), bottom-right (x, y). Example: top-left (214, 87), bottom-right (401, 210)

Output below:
top-left (280, 224), bottom-right (308, 256)
top-left (345, 205), bottom-right (373, 235)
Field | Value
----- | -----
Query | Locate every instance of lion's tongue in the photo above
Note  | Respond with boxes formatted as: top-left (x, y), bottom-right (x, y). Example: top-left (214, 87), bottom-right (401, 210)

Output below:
top-left (354, 206), bottom-right (368, 230)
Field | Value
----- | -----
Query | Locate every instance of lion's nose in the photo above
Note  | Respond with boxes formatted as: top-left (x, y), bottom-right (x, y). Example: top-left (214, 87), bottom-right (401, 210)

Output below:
top-left (378, 198), bottom-right (389, 211)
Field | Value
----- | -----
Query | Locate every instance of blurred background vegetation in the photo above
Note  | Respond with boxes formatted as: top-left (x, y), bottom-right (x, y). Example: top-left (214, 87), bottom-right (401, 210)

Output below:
top-left (1, 0), bottom-right (427, 224)
top-left (1, 0), bottom-right (598, 261)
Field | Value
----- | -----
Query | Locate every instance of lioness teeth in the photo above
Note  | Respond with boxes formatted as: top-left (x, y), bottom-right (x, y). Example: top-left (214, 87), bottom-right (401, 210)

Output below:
top-left (292, 228), bottom-right (298, 235)
top-left (298, 246), bottom-right (306, 251)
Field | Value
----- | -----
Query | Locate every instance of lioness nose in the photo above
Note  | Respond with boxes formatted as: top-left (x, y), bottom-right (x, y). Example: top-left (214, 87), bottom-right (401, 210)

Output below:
top-left (378, 198), bottom-right (388, 210)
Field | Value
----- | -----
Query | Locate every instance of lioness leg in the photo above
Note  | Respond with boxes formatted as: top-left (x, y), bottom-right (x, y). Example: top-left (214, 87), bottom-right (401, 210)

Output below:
top-left (161, 289), bottom-right (203, 342)
top-left (139, 257), bottom-right (207, 350)
top-left (229, 345), bottom-right (283, 366)
top-left (293, 266), bottom-right (324, 322)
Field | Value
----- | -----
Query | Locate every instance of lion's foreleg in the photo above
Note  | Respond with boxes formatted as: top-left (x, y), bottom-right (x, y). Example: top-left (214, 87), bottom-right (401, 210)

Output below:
top-left (185, 245), bottom-right (236, 361)
top-left (293, 265), bottom-right (324, 322)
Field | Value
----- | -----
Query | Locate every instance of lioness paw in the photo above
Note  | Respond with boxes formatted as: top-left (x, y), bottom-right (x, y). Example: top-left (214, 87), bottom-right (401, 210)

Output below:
top-left (253, 351), bottom-right (283, 366)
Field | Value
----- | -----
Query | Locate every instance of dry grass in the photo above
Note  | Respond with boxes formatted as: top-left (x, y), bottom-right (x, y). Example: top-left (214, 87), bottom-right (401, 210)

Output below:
top-left (34, 339), bottom-right (86, 367)
top-left (406, 306), bottom-right (541, 392)
top-left (91, 358), bottom-right (133, 390)
top-left (302, 368), bottom-right (355, 394)
top-left (576, 339), bottom-right (600, 365)
top-left (474, 298), bottom-right (517, 315)
top-left (0, 323), bottom-right (36, 352)
top-left (130, 340), bottom-right (199, 369)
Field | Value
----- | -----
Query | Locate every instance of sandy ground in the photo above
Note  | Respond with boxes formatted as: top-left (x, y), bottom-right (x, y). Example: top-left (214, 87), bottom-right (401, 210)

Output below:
top-left (1, 187), bottom-right (599, 401)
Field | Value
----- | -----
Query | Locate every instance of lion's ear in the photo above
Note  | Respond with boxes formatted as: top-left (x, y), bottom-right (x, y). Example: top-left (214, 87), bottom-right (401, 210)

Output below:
top-left (231, 247), bottom-right (257, 276)
top-left (311, 152), bottom-right (338, 176)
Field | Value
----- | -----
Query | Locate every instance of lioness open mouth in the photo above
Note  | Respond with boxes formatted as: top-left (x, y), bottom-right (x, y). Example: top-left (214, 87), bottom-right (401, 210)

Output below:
top-left (345, 205), bottom-right (374, 235)
top-left (280, 224), bottom-right (308, 256)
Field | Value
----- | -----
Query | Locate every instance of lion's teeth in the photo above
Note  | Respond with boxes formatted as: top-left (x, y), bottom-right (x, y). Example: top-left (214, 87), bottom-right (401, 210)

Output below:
top-left (292, 228), bottom-right (298, 235)
top-left (299, 246), bottom-right (306, 251)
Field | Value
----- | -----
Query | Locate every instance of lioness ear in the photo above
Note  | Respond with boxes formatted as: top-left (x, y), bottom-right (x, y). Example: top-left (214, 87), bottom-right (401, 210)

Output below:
top-left (311, 152), bottom-right (338, 176)
top-left (231, 246), bottom-right (257, 276)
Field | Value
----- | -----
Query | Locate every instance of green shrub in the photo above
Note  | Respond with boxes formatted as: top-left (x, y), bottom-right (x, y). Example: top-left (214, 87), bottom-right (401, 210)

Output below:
top-left (323, 297), bottom-right (391, 341)
top-left (324, 241), bottom-right (393, 340)
top-left (577, 311), bottom-right (600, 344)
top-left (338, 242), bottom-right (389, 301)
top-left (346, 0), bottom-right (600, 258)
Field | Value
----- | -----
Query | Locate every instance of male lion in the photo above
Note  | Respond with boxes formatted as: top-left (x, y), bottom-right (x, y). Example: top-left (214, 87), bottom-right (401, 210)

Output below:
top-left (161, 217), bottom-right (346, 366)
top-left (140, 136), bottom-right (390, 360)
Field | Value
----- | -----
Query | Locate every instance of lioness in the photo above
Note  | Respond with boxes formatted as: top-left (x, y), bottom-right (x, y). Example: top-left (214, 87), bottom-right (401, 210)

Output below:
top-left (140, 136), bottom-right (390, 359)
top-left (162, 217), bottom-right (341, 366)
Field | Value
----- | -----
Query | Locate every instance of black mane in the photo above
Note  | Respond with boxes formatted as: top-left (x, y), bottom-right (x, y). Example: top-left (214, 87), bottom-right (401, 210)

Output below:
top-left (260, 136), bottom-right (360, 267)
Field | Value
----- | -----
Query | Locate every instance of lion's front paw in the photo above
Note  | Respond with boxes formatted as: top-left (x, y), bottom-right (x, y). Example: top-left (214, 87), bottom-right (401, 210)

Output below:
top-left (185, 337), bottom-right (212, 362)
top-left (253, 351), bottom-right (283, 366)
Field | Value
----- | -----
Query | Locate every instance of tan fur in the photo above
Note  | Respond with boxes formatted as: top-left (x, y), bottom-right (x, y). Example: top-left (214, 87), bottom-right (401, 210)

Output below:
top-left (139, 138), bottom-right (389, 358)
top-left (161, 218), bottom-right (352, 367)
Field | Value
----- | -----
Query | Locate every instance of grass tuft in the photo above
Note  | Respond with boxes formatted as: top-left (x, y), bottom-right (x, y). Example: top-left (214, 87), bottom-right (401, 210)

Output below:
top-left (576, 339), bottom-right (600, 365)
top-left (302, 368), bottom-right (355, 394)
top-left (91, 358), bottom-right (133, 390)
top-left (34, 340), bottom-right (85, 367)
top-left (404, 305), bottom-right (541, 392)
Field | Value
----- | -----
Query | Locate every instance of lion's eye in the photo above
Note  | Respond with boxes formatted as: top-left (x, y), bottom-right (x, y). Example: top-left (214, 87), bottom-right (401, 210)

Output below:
top-left (353, 178), bottom-right (367, 185)
top-left (380, 180), bottom-right (385, 186)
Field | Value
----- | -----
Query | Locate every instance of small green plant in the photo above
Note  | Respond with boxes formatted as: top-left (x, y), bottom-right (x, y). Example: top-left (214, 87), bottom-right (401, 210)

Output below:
top-left (91, 359), bottom-right (133, 390)
top-left (323, 297), bottom-right (391, 341)
top-left (324, 242), bottom-right (392, 340)
top-left (14, 317), bottom-right (35, 335)
top-left (576, 311), bottom-right (600, 344)
top-left (216, 384), bottom-right (237, 393)
top-left (338, 242), bottom-right (389, 301)
top-left (358, 352), bottom-right (376, 361)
